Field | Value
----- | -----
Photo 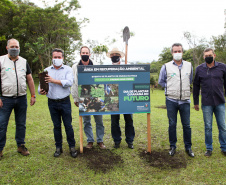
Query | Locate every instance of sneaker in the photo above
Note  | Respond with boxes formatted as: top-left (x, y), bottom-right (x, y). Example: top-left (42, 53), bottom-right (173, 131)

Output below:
top-left (0, 151), bottom-right (3, 160)
top-left (17, 145), bottom-right (30, 156)
top-left (204, 150), bottom-right (212, 157)
top-left (86, 142), bottom-right (93, 149)
top-left (222, 151), bottom-right (226, 156)
top-left (70, 147), bottom-right (78, 158)
top-left (97, 142), bottom-right (106, 149)
top-left (54, 148), bottom-right (63, 157)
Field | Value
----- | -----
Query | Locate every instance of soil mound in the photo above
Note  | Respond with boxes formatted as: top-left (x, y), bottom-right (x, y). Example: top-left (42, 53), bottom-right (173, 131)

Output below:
top-left (79, 148), bottom-right (123, 173)
top-left (139, 150), bottom-right (187, 169)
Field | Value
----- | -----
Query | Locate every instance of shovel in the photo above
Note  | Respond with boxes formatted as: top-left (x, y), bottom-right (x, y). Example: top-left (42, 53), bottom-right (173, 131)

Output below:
top-left (123, 26), bottom-right (130, 64)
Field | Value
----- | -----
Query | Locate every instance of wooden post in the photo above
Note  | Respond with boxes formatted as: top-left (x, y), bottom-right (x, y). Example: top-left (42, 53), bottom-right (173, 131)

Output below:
top-left (79, 116), bottom-right (83, 153)
top-left (147, 113), bottom-right (151, 153)
top-left (125, 44), bottom-right (128, 65)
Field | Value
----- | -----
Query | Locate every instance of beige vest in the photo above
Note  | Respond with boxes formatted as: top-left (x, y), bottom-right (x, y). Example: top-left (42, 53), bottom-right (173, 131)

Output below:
top-left (0, 55), bottom-right (27, 97)
top-left (165, 60), bottom-right (192, 100)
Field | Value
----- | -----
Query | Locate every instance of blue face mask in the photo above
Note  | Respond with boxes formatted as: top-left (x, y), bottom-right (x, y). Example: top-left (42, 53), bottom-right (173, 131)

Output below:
top-left (52, 59), bottom-right (63, 66)
top-left (8, 48), bottom-right (20, 57)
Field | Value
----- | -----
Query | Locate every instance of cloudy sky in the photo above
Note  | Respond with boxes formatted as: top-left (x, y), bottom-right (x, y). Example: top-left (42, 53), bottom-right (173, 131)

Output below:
top-left (30, 0), bottom-right (226, 64)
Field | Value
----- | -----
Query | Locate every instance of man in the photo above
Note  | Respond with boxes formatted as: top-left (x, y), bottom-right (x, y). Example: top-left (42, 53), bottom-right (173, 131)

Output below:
top-left (71, 46), bottom-right (105, 149)
top-left (106, 47), bottom-right (135, 149)
top-left (38, 48), bottom-right (77, 158)
top-left (0, 38), bottom-right (36, 159)
top-left (193, 48), bottom-right (226, 157)
top-left (158, 43), bottom-right (194, 157)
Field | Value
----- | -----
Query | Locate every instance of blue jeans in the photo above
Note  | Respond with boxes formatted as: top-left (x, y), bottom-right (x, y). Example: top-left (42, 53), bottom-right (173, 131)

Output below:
top-left (48, 97), bottom-right (75, 148)
top-left (166, 99), bottom-right (192, 150)
top-left (0, 96), bottom-right (27, 151)
top-left (83, 115), bottom-right (104, 143)
top-left (111, 114), bottom-right (135, 144)
top-left (202, 104), bottom-right (226, 151)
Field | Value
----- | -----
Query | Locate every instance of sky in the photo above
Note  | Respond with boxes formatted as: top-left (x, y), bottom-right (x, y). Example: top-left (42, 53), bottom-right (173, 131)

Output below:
top-left (30, 0), bottom-right (226, 64)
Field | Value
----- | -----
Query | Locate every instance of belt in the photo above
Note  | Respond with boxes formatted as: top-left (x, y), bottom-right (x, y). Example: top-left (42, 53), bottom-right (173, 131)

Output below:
top-left (48, 96), bottom-right (69, 102)
top-left (1, 95), bottom-right (26, 99)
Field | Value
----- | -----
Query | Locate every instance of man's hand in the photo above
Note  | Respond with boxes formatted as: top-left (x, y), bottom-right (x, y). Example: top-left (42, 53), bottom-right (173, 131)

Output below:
top-left (0, 99), bottom-right (3, 108)
top-left (30, 97), bottom-right (36, 106)
top-left (45, 75), bottom-right (55, 83)
top-left (194, 105), bottom-right (199, 111)
top-left (74, 102), bottom-right (79, 107)
top-left (40, 89), bottom-right (47, 95)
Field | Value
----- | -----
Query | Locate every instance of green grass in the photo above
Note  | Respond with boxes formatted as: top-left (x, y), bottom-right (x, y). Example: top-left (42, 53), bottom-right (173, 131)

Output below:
top-left (0, 81), bottom-right (226, 185)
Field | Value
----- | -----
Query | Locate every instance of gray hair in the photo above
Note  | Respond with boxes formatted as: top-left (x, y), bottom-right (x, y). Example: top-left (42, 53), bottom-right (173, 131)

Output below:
top-left (171, 43), bottom-right (184, 53)
top-left (7, 38), bottom-right (19, 46)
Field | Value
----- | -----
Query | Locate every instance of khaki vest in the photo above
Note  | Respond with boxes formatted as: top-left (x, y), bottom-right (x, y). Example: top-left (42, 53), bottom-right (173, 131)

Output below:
top-left (0, 55), bottom-right (27, 97)
top-left (165, 60), bottom-right (192, 100)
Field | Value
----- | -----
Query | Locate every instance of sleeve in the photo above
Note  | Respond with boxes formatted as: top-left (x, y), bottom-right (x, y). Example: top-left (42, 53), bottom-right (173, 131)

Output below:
top-left (26, 62), bottom-right (32, 75)
top-left (224, 64), bottom-right (226, 96)
top-left (193, 67), bottom-right (200, 105)
top-left (60, 67), bottom-right (74, 88)
top-left (71, 64), bottom-right (79, 102)
top-left (190, 64), bottom-right (193, 84)
top-left (158, 65), bottom-right (167, 88)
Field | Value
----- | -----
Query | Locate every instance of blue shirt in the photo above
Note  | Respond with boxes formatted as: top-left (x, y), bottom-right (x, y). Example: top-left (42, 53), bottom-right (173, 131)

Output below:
top-left (158, 60), bottom-right (193, 104)
top-left (38, 65), bottom-right (74, 99)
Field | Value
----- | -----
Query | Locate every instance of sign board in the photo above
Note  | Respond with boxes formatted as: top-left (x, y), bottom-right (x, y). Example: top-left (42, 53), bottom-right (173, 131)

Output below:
top-left (78, 65), bottom-right (150, 116)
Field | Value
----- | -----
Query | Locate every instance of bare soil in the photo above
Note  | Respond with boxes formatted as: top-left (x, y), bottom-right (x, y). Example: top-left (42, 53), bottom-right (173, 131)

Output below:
top-left (155, 105), bottom-right (166, 109)
top-left (139, 149), bottom-right (187, 169)
top-left (78, 148), bottom-right (123, 173)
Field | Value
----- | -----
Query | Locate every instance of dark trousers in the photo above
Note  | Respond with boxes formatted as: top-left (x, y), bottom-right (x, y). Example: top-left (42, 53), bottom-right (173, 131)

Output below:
top-left (111, 114), bottom-right (135, 144)
top-left (0, 96), bottom-right (27, 151)
top-left (166, 99), bottom-right (192, 150)
top-left (48, 97), bottom-right (75, 148)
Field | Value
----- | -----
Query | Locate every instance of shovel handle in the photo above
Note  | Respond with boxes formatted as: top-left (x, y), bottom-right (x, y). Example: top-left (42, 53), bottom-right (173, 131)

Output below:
top-left (125, 44), bottom-right (128, 65)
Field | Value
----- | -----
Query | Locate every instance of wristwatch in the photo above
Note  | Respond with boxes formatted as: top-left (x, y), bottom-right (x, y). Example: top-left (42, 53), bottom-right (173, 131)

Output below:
top-left (31, 95), bottom-right (36, 98)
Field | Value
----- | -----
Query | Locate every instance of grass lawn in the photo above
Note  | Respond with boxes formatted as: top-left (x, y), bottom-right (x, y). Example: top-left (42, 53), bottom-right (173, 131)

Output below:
top-left (0, 81), bottom-right (226, 184)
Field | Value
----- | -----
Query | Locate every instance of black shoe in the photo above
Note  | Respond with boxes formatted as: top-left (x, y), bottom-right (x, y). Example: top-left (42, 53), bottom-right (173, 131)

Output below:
top-left (222, 151), bottom-right (226, 156)
top-left (128, 143), bottom-right (134, 149)
top-left (204, 150), bottom-right (212, 157)
top-left (114, 143), bottom-right (120, 149)
top-left (54, 148), bottom-right (63, 157)
top-left (70, 147), bottom-right (78, 158)
top-left (169, 147), bottom-right (176, 156)
top-left (186, 148), bottom-right (195, 157)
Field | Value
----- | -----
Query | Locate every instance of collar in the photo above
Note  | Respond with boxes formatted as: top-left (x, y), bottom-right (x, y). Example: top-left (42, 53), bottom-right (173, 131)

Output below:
top-left (51, 64), bottom-right (65, 69)
top-left (172, 60), bottom-right (183, 66)
top-left (204, 61), bottom-right (218, 68)
top-left (8, 56), bottom-right (19, 62)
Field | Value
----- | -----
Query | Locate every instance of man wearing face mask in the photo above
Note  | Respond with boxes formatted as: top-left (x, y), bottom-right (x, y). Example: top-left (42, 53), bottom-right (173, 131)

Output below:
top-left (193, 48), bottom-right (226, 157)
top-left (106, 48), bottom-right (135, 149)
top-left (71, 46), bottom-right (106, 149)
top-left (0, 38), bottom-right (36, 159)
top-left (38, 48), bottom-right (77, 158)
top-left (158, 43), bottom-right (194, 157)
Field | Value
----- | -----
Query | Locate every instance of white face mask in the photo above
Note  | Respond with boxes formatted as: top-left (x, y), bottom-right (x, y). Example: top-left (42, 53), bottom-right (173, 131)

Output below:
top-left (173, 53), bottom-right (182, 61)
top-left (52, 59), bottom-right (63, 67)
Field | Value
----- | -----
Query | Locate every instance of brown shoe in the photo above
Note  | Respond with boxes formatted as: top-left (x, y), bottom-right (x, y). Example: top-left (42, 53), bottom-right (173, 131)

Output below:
top-left (97, 142), bottom-right (106, 149)
top-left (86, 142), bottom-right (93, 149)
top-left (17, 145), bottom-right (30, 156)
top-left (0, 151), bottom-right (3, 159)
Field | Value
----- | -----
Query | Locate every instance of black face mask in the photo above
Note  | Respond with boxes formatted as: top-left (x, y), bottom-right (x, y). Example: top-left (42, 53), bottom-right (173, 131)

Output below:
top-left (82, 55), bottom-right (89, 62)
top-left (205, 56), bottom-right (213, 64)
top-left (111, 56), bottom-right (120, 63)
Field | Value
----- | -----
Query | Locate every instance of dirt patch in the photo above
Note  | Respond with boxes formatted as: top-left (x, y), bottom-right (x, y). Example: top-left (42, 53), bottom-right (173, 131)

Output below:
top-left (79, 148), bottom-right (123, 173)
top-left (155, 105), bottom-right (166, 109)
top-left (139, 149), bottom-right (187, 169)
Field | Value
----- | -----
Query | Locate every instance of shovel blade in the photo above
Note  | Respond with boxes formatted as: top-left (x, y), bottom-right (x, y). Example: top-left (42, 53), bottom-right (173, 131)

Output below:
top-left (123, 26), bottom-right (130, 44)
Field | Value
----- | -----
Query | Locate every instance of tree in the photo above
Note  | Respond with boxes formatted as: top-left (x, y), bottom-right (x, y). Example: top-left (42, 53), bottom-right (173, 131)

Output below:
top-left (0, 0), bottom-right (83, 73)
top-left (183, 31), bottom-right (208, 68)
top-left (211, 35), bottom-right (226, 63)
